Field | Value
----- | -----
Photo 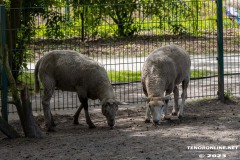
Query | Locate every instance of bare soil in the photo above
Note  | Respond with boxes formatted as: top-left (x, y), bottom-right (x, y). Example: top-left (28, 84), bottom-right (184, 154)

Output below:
top-left (0, 98), bottom-right (240, 160)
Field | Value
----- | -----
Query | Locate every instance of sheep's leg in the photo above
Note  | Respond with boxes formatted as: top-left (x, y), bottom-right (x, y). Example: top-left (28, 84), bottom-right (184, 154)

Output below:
top-left (50, 112), bottom-right (56, 127)
top-left (178, 78), bottom-right (189, 118)
top-left (42, 81), bottom-right (55, 132)
top-left (73, 104), bottom-right (84, 125)
top-left (162, 91), bottom-right (171, 120)
top-left (172, 86), bottom-right (179, 116)
top-left (80, 98), bottom-right (96, 129)
top-left (145, 103), bottom-right (151, 123)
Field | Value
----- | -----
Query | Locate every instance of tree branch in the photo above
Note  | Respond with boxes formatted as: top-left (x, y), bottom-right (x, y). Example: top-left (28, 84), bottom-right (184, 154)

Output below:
top-left (0, 117), bottom-right (20, 138)
top-left (3, 46), bottom-right (42, 138)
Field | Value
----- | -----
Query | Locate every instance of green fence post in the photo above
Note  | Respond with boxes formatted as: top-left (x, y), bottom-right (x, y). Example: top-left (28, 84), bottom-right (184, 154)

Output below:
top-left (0, 5), bottom-right (8, 122)
top-left (216, 0), bottom-right (224, 102)
top-left (65, 0), bottom-right (70, 21)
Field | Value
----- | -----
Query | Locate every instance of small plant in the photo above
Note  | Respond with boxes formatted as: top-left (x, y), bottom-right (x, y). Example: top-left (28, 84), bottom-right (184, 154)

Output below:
top-left (224, 89), bottom-right (233, 100)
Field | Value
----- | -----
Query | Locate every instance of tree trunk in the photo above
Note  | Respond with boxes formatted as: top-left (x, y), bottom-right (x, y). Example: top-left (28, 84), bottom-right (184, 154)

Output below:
top-left (20, 86), bottom-right (42, 138)
top-left (0, 117), bottom-right (20, 138)
top-left (2, 46), bottom-right (42, 138)
top-left (0, 86), bottom-right (42, 138)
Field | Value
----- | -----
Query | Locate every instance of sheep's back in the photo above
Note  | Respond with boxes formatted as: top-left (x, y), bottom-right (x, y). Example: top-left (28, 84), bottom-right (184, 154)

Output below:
top-left (38, 50), bottom-right (109, 93)
top-left (142, 45), bottom-right (190, 91)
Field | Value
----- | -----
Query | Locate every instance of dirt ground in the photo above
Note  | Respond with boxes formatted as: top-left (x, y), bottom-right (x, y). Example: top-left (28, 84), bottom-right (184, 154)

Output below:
top-left (0, 98), bottom-right (240, 160)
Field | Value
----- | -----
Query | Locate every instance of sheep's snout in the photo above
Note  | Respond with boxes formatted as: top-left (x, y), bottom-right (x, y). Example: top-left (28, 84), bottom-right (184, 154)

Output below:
top-left (107, 118), bottom-right (115, 129)
top-left (102, 101), bottom-right (118, 128)
top-left (153, 120), bottom-right (160, 125)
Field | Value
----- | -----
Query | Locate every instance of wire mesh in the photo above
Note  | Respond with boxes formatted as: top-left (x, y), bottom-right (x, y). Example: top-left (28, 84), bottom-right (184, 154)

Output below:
top-left (0, 1), bottom-right (239, 114)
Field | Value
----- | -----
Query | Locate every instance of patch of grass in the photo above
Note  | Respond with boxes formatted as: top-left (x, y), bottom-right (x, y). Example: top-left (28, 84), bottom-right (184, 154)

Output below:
top-left (18, 72), bottom-right (35, 89)
top-left (190, 70), bottom-right (217, 79)
top-left (107, 70), bottom-right (141, 82)
top-left (18, 69), bottom-right (217, 88)
top-left (108, 69), bottom-right (217, 82)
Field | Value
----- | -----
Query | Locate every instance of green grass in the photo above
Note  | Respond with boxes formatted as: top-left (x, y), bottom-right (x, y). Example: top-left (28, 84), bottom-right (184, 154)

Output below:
top-left (190, 69), bottom-right (217, 79)
top-left (108, 69), bottom-right (217, 82)
top-left (107, 70), bottom-right (141, 83)
top-left (18, 72), bottom-right (35, 88)
top-left (18, 69), bottom-right (217, 90)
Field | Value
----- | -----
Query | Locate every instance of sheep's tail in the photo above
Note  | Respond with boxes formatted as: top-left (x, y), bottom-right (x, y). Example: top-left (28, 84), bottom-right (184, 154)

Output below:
top-left (34, 58), bottom-right (42, 93)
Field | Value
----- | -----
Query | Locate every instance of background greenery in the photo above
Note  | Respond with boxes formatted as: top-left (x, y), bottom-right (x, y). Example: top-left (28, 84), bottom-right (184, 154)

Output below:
top-left (0, 0), bottom-right (236, 85)
top-left (18, 69), bottom-right (217, 92)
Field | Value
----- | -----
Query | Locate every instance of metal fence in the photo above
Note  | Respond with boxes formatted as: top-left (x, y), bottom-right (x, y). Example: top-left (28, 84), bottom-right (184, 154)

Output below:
top-left (1, 1), bottom-right (240, 116)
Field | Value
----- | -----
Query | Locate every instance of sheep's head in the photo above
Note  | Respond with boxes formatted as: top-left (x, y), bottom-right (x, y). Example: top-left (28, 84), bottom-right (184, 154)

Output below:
top-left (144, 96), bottom-right (171, 125)
top-left (101, 99), bottom-right (126, 129)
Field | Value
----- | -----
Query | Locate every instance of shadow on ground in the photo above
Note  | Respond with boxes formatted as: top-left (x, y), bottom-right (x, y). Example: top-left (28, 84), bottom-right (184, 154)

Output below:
top-left (0, 98), bottom-right (240, 160)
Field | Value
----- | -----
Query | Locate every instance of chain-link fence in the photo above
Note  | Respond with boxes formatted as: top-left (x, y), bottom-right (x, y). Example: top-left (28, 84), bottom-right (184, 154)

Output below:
top-left (1, 1), bottom-right (240, 115)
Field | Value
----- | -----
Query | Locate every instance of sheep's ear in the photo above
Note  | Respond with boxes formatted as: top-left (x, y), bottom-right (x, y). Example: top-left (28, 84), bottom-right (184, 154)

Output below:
top-left (142, 97), bottom-right (150, 102)
top-left (100, 98), bottom-right (107, 105)
top-left (115, 100), bottom-right (128, 105)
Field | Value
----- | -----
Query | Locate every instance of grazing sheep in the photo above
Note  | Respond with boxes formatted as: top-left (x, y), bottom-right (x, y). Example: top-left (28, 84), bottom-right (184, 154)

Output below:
top-left (141, 45), bottom-right (191, 125)
top-left (34, 50), bottom-right (124, 131)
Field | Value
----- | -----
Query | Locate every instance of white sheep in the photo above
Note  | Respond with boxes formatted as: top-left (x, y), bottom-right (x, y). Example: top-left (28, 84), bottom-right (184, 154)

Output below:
top-left (34, 50), bottom-right (125, 131)
top-left (141, 45), bottom-right (191, 125)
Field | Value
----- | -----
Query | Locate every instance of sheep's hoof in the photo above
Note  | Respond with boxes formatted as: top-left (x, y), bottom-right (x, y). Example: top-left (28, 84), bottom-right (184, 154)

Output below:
top-left (162, 116), bottom-right (171, 121)
top-left (51, 121), bottom-right (57, 127)
top-left (153, 121), bottom-right (160, 126)
top-left (145, 119), bottom-right (151, 123)
top-left (178, 114), bottom-right (183, 119)
top-left (47, 126), bottom-right (56, 132)
top-left (89, 124), bottom-right (96, 129)
top-left (73, 120), bottom-right (79, 125)
top-left (177, 112), bottom-right (184, 119)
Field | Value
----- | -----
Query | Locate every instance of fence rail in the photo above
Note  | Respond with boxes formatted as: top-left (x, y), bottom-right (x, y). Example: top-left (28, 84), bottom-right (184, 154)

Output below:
top-left (1, 1), bottom-right (240, 117)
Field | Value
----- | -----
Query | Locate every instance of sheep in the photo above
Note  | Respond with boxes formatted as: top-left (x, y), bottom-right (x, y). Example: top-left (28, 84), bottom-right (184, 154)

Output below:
top-left (141, 44), bottom-right (191, 125)
top-left (34, 50), bottom-right (125, 131)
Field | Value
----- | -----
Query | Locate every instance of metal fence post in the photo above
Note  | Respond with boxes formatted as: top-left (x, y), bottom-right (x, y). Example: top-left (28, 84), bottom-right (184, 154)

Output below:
top-left (65, 0), bottom-right (70, 21)
top-left (216, 0), bottom-right (224, 102)
top-left (0, 5), bottom-right (8, 122)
